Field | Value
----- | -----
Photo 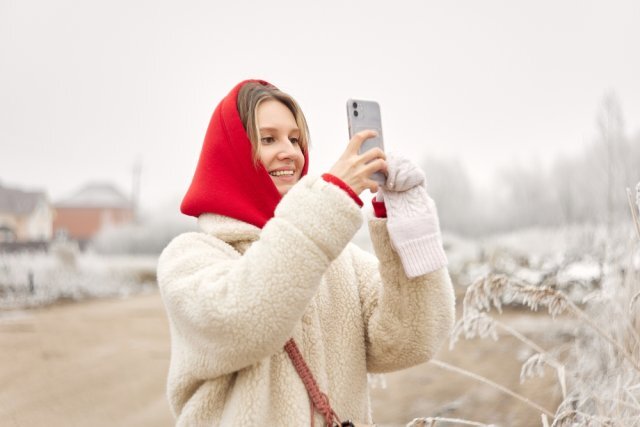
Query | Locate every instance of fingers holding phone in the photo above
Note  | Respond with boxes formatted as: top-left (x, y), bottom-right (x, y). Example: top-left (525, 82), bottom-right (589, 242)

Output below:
top-left (329, 130), bottom-right (387, 195)
top-left (327, 99), bottom-right (388, 195)
top-left (347, 100), bottom-right (386, 185)
top-left (346, 129), bottom-right (378, 154)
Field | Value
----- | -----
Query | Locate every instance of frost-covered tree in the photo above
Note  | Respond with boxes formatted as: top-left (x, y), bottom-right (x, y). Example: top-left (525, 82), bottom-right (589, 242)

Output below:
top-left (421, 156), bottom-right (479, 235)
top-left (426, 91), bottom-right (639, 235)
top-left (495, 160), bottom-right (563, 230)
top-left (595, 92), bottom-right (627, 230)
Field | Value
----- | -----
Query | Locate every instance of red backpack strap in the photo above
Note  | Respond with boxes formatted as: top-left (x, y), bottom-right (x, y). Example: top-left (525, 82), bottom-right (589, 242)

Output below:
top-left (284, 338), bottom-right (343, 427)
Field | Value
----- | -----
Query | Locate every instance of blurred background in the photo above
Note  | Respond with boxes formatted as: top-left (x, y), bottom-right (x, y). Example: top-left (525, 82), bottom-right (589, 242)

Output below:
top-left (1, 0), bottom-right (639, 426)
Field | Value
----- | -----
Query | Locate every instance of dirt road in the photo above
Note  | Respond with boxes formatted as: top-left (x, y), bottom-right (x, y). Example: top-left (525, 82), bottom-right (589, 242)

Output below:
top-left (0, 293), bottom-right (173, 427)
top-left (0, 292), bottom-right (564, 426)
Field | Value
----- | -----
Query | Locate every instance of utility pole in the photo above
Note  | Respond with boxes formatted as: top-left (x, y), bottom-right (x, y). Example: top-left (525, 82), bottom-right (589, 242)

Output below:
top-left (132, 156), bottom-right (142, 222)
top-left (596, 92), bottom-right (624, 262)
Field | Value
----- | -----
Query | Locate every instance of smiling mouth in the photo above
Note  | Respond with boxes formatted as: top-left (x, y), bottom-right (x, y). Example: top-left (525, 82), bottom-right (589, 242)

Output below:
top-left (269, 170), bottom-right (295, 177)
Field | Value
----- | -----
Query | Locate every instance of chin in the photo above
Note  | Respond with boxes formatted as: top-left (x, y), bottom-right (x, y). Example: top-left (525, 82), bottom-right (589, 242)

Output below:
top-left (275, 180), bottom-right (300, 196)
top-left (278, 187), bottom-right (290, 196)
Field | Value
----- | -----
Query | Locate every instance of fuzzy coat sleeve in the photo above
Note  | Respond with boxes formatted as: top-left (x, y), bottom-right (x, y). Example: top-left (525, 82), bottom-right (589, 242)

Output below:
top-left (157, 176), bottom-right (363, 378)
top-left (352, 218), bottom-right (456, 373)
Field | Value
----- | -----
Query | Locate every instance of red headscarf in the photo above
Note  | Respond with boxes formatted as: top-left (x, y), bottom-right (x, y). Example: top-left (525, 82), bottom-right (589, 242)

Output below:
top-left (181, 80), bottom-right (310, 228)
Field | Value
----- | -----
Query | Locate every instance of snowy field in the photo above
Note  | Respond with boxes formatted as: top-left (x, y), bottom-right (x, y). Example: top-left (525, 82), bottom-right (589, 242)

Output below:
top-left (0, 242), bottom-right (157, 310)
top-left (354, 222), bottom-right (639, 300)
top-left (2, 223), bottom-right (637, 311)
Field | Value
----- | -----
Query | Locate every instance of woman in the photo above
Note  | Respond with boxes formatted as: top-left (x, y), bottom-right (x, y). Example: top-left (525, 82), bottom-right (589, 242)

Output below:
top-left (157, 79), bottom-right (455, 426)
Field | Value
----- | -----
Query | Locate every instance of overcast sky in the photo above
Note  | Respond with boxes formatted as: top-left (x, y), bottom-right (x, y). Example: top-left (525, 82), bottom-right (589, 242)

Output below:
top-left (1, 0), bottom-right (639, 213)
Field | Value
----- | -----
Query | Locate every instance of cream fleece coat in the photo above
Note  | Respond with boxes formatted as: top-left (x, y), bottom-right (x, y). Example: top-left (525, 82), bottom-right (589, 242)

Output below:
top-left (157, 175), bottom-right (455, 426)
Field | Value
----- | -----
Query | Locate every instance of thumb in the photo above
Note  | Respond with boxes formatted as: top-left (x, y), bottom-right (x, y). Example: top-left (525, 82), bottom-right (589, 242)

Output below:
top-left (348, 129), bottom-right (378, 154)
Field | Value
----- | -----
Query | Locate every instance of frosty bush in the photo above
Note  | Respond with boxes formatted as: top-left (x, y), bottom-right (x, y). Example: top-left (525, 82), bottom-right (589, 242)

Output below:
top-left (0, 249), bottom-right (157, 309)
top-left (91, 211), bottom-right (196, 254)
top-left (440, 182), bottom-right (640, 426)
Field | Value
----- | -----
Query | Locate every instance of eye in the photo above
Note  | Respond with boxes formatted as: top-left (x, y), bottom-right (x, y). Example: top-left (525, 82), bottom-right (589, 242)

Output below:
top-left (289, 137), bottom-right (300, 144)
top-left (260, 136), bottom-right (275, 144)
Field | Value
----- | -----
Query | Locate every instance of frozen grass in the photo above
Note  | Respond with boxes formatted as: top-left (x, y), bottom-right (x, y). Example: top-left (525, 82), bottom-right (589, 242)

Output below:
top-left (441, 183), bottom-right (640, 426)
top-left (407, 417), bottom-right (496, 426)
top-left (0, 242), bottom-right (157, 310)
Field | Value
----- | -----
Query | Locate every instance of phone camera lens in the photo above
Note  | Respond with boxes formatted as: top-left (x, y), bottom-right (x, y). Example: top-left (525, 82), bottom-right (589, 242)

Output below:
top-left (352, 102), bottom-right (358, 109)
top-left (354, 110), bottom-right (359, 117)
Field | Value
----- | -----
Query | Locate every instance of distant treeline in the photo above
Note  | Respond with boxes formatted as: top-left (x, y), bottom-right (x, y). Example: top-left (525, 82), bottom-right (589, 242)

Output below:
top-left (425, 93), bottom-right (640, 236)
top-left (0, 241), bottom-right (49, 253)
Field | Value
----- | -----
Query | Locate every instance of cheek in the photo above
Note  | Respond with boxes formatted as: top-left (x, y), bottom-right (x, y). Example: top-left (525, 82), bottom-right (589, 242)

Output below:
top-left (258, 146), bottom-right (276, 167)
top-left (295, 148), bottom-right (305, 171)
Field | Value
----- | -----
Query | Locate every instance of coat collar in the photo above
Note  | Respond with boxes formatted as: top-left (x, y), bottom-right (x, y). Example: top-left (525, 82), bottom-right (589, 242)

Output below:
top-left (197, 213), bottom-right (261, 243)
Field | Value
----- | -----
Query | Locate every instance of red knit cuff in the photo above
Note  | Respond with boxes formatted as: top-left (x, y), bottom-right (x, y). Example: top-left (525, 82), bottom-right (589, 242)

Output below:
top-left (321, 173), bottom-right (363, 207)
top-left (372, 199), bottom-right (387, 218)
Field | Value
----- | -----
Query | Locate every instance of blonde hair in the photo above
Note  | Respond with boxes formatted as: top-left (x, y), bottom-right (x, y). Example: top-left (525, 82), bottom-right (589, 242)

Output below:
top-left (237, 82), bottom-right (310, 164)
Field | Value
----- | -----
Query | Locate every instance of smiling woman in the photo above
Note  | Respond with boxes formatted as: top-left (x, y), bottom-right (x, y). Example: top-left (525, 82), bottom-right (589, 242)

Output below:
top-left (159, 79), bottom-right (455, 426)
top-left (254, 99), bottom-right (305, 196)
top-left (237, 81), bottom-right (310, 167)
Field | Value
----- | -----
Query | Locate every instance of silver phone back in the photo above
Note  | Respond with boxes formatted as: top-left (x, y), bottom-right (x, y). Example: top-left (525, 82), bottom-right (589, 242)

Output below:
top-left (347, 99), bottom-right (385, 184)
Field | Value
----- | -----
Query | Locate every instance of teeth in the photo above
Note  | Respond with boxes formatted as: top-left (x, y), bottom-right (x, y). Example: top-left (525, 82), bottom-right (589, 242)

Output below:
top-left (270, 170), bottom-right (294, 177)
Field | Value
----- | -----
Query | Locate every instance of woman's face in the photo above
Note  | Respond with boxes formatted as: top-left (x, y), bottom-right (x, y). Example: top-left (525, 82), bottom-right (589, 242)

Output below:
top-left (256, 99), bottom-right (305, 196)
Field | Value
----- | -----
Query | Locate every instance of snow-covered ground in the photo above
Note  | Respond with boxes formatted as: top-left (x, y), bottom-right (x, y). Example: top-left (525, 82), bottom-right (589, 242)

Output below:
top-left (0, 243), bottom-right (157, 309)
top-left (2, 222), bottom-right (637, 310)
top-left (454, 225), bottom-right (640, 302)
top-left (354, 221), bottom-right (638, 304)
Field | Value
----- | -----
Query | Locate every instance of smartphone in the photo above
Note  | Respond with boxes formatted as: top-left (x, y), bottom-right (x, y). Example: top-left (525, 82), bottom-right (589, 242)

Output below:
top-left (346, 99), bottom-right (386, 185)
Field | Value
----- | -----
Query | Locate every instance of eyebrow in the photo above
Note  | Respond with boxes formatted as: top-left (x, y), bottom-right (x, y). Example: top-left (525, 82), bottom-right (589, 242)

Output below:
top-left (259, 126), bottom-right (300, 133)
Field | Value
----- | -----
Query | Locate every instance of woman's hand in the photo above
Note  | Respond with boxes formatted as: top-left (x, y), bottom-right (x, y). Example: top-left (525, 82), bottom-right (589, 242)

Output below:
top-left (328, 130), bottom-right (387, 195)
top-left (379, 152), bottom-right (447, 278)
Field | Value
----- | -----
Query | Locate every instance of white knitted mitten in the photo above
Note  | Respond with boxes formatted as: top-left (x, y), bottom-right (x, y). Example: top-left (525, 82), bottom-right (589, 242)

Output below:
top-left (379, 153), bottom-right (447, 278)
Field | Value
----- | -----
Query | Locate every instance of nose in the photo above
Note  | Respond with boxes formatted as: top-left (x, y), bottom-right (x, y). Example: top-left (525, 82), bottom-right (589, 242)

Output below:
top-left (277, 139), bottom-right (301, 160)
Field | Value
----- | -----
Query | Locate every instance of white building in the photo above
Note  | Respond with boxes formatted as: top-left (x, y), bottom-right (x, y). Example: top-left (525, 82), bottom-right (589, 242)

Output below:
top-left (0, 184), bottom-right (53, 243)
